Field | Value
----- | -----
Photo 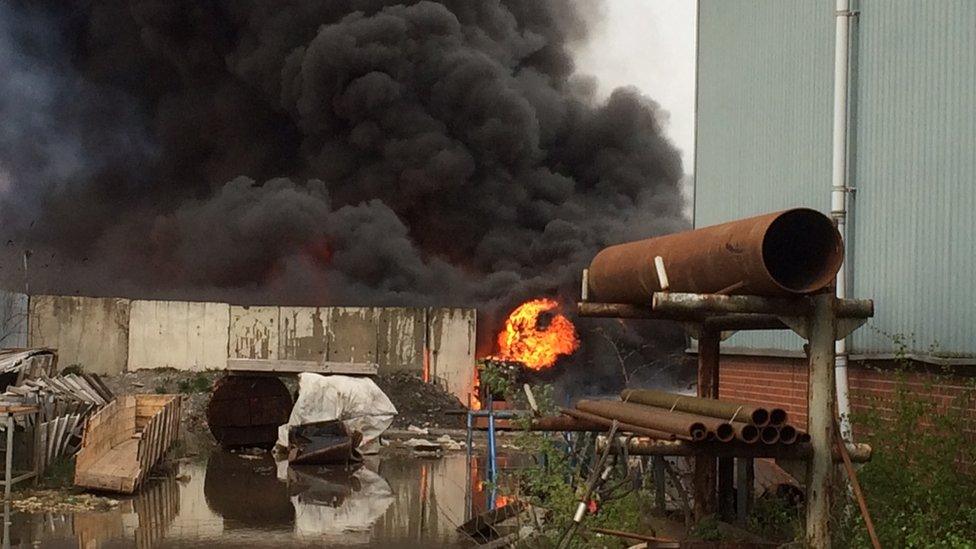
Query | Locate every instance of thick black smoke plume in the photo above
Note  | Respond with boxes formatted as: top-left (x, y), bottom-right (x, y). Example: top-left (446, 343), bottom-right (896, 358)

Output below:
top-left (0, 1), bottom-right (690, 391)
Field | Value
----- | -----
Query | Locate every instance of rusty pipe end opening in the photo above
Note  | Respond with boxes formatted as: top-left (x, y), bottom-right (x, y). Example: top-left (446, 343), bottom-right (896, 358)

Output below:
top-left (690, 423), bottom-right (708, 441)
top-left (779, 425), bottom-right (798, 445)
top-left (738, 424), bottom-right (760, 444)
top-left (714, 423), bottom-right (735, 443)
top-left (760, 426), bottom-right (780, 445)
top-left (762, 209), bottom-right (844, 293)
top-left (769, 408), bottom-right (788, 426)
top-left (750, 408), bottom-right (770, 427)
top-left (799, 432), bottom-right (811, 443)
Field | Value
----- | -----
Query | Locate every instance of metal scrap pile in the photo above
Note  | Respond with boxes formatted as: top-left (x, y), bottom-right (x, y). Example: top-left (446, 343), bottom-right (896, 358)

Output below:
top-left (0, 349), bottom-right (115, 470)
top-left (561, 388), bottom-right (807, 447)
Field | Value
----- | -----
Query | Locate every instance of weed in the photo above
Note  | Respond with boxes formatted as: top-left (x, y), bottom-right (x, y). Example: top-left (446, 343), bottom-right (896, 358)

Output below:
top-left (833, 335), bottom-right (976, 547)
top-left (38, 456), bottom-right (75, 489)
top-left (60, 364), bottom-right (84, 375)
top-left (748, 495), bottom-right (802, 542)
top-left (690, 514), bottom-right (722, 541)
top-left (177, 374), bottom-right (212, 394)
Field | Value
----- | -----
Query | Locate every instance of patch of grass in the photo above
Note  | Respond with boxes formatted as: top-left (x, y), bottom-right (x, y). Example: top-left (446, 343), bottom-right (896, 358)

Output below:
top-left (748, 495), bottom-right (802, 542)
top-left (154, 384), bottom-right (168, 394)
top-left (177, 374), bottom-right (212, 394)
top-left (38, 456), bottom-right (75, 489)
top-left (690, 515), bottom-right (723, 541)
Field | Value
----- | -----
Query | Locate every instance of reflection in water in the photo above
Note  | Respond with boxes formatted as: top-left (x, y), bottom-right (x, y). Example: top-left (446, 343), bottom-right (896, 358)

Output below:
top-left (2, 452), bottom-right (471, 548)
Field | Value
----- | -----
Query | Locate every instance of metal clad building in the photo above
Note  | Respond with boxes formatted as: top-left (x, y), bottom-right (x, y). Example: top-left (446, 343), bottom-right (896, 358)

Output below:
top-left (695, 0), bottom-right (976, 361)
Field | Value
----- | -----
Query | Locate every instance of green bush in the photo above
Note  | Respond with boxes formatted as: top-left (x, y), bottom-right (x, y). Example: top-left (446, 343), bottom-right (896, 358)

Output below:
top-left (835, 337), bottom-right (976, 547)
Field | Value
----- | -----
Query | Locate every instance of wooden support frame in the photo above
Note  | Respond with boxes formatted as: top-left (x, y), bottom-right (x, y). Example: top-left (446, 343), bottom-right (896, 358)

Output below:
top-left (578, 277), bottom-right (874, 542)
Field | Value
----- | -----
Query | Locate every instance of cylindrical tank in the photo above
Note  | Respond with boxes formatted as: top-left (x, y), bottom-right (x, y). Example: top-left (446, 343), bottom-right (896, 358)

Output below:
top-left (587, 208), bottom-right (843, 301)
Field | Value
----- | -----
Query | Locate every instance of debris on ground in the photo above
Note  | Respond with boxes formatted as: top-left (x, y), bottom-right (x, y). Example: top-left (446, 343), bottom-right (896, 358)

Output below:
top-left (407, 424), bottom-right (429, 434)
top-left (277, 374), bottom-right (396, 451)
top-left (437, 434), bottom-right (463, 451)
top-left (402, 438), bottom-right (443, 455)
top-left (11, 490), bottom-right (120, 513)
top-left (287, 419), bottom-right (363, 465)
top-left (374, 372), bottom-right (466, 429)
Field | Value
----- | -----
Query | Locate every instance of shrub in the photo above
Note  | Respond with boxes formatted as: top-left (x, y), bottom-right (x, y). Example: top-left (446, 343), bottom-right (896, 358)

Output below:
top-left (835, 336), bottom-right (976, 547)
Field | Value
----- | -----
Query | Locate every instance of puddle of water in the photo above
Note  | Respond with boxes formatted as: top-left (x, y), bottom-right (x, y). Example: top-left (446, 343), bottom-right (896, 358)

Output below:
top-left (2, 451), bottom-right (495, 548)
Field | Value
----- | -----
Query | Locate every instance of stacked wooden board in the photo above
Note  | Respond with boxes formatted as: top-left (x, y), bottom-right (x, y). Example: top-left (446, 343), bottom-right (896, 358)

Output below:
top-left (74, 394), bottom-right (181, 494)
top-left (0, 348), bottom-right (58, 384)
top-left (0, 373), bottom-right (115, 473)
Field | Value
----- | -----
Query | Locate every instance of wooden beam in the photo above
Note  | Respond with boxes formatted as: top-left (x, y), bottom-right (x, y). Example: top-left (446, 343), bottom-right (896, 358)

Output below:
top-left (225, 359), bottom-right (378, 376)
top-left (693, 327), bottom-right (720, 520)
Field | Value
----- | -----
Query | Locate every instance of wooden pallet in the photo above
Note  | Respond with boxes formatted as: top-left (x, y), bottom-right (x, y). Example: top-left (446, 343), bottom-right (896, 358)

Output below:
top-left (74, 394), bottom-right (181, 494)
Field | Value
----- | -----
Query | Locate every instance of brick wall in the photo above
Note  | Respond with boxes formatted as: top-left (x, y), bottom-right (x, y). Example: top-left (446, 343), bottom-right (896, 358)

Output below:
top-left (718, 356), bottom-right (976, 443)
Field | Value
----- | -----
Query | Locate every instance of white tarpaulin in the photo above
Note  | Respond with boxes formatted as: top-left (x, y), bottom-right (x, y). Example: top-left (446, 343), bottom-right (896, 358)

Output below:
top-left (277, 374), bottom-right (397, 449)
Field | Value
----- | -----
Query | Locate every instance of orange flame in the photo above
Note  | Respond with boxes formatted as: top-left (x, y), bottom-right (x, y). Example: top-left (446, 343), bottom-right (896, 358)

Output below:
top-left (492, 298), bottom-right (579, 370)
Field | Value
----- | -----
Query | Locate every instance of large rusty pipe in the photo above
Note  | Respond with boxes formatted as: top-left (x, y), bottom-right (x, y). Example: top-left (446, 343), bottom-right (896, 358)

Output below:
top-left (576, 400), bottom-right (735, 442)
top-left (588, 208), bottom-right (844, 301)
top-left (560, 408), bottom-right (681, 440)
top-left (621, 388), bottom-right (771, 427)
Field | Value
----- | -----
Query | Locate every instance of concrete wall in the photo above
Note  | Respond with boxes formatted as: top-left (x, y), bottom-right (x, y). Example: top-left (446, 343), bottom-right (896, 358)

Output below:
top-left (0, 290), bottom-right (28, 348)
top-left (22, 294), bottom-right (477, 403)
top-left (128, 300), bottom-right (230, 371)
top-left (28, 295), bottom-right (130, 375)
top-left (428, 308), bottom-right (477, 407)
top-left (229, 306), bottom-right (280, 360)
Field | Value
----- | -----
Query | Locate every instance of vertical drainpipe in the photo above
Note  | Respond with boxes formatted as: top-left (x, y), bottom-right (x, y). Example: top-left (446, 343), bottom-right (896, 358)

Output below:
top-left (832, 0), bottom-right (855, 441)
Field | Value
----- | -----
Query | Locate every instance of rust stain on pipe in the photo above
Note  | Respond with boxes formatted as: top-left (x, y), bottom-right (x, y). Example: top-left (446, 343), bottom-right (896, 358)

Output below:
top-left (588, 208), bottom-right (844, 301)
top-left (560, 408), bottom-right (680, 440)
top-left (576, 400), bottom-right (738, 442)
top-left (779, 425), bottom-right (799, 445)
top-left (621, 388), bottom-right (771, 427)
top-left (769, 408), bottom-right (788, 426)
top-left (733, 423), bottom-right (760, 444)
top-left (760, 425), bottom-right (781, 445)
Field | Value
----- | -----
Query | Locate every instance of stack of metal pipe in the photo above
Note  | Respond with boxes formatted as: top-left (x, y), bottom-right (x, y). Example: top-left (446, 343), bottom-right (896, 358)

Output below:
top-left (556, 388), bottom-right (806, 446)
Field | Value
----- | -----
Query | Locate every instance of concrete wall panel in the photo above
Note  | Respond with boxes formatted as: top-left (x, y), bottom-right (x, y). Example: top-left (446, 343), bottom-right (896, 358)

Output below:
top-left (327, 307), bottom-right (379, 364)
top-left (428, 308), bottom-right (476, 405)
top-left (0, 290), bottom-right (28, 348)
top-left (279, 306), bottom-right (329, 361)
top-left (128, 300), bottom-right (229, 371)
top-left (377, 308), bottom-right (425, 374)
top-left (28, 295), bottom-right (130, 375)
top-left (229, 306), bottom-right (279, 360)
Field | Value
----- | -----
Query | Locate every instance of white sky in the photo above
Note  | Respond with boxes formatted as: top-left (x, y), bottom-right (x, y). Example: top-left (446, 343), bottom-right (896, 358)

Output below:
top-left (573, 0), bottom-right (698, 174)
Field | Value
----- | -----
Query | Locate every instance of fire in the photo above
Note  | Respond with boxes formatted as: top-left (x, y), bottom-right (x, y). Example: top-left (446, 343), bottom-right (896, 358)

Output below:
top-left (492, 298), bottom-right (579, 370)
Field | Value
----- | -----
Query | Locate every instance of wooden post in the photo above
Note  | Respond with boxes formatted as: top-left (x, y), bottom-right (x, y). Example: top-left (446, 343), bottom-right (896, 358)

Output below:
top-left (693, 327), bottom-right (720, 519)
top-left (718, 457), bottom-right (735, 521)
top-left (653, 456), bottom-right (666, 512)
top-left (805, 292), bottom-right (837, 547)
top-left (736, 457), bottom-right (755, 525)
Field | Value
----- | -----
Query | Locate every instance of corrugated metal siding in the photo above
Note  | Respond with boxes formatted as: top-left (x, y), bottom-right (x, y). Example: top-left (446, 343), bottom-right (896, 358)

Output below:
top-left (696, 1), bottom-right (976, 359)
top-left (849, 1), bottom-right (976, 357)
top-left (695, 0), bottom-right (834, 352)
